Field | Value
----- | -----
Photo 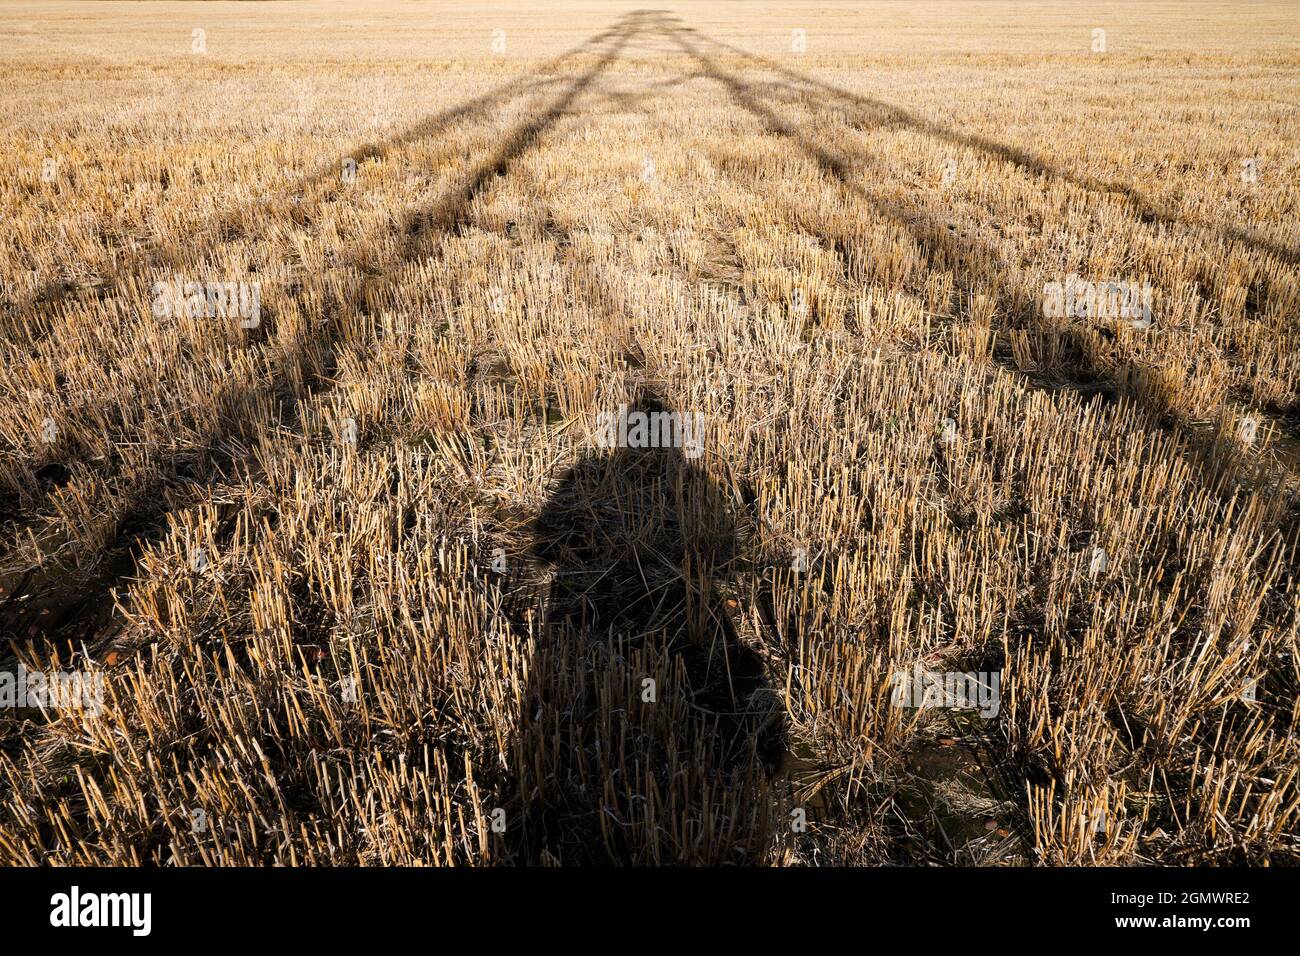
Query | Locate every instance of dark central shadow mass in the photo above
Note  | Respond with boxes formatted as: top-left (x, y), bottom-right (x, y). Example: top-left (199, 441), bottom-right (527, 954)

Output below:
top-left (507, 390), bottom-right (785, 865)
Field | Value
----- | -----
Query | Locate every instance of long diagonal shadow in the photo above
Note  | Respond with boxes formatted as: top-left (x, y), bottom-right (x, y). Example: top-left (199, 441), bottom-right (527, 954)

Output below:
top-left (8, 11), bottom-right (647, 528)
top-left (689, 29), bottom-right (1300, 270)
top-left (660, 16), bottom-right (1277, 500)
top-left (653, 12), bottom-right (1295, 859)
top-left (2, 17), bottom-right (629, 332)
top-left (1, 12), bottom-right (646, 650)
top-left (401, 14), bottom-right (642, 257)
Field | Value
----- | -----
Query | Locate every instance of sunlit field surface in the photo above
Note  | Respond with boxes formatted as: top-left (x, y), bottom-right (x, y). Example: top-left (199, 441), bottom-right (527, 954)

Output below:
top-left (1, 0), bottom-right (1298, 865)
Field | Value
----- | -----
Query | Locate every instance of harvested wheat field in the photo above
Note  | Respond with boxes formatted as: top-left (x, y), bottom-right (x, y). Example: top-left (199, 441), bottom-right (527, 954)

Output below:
top-left (0, 0), bottom-right (1297, 869)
